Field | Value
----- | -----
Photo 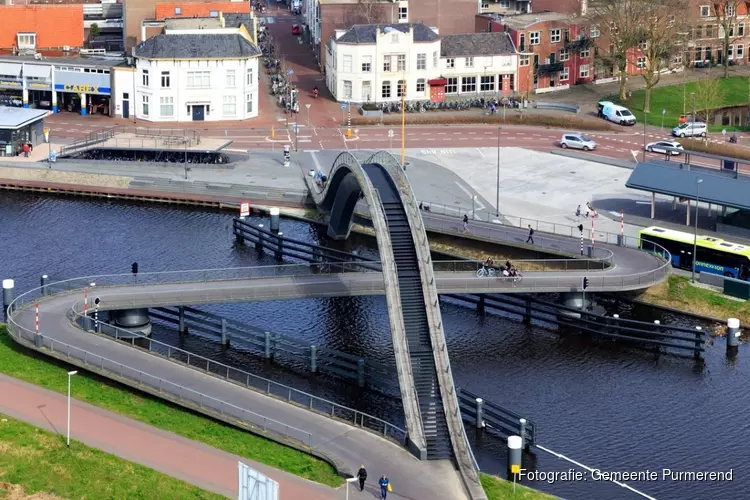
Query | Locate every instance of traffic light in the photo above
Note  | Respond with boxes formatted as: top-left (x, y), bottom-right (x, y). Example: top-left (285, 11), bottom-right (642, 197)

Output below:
top-left (578, 224), bottom-right (584, 233)
top-left (131, 262), bottom-right (139, 275)
top-left (582, 277), bottom-right (589, 290)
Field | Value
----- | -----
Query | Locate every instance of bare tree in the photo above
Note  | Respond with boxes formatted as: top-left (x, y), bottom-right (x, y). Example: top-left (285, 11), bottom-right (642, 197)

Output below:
top-left (350, 0), bottom-right (393, 24)
top-left (694, 74), bottom-right (726, 123)
top-left (631, 0), bottom-right (685, 112)
top-left (710, 0), bottom-right (741, 78)
top-left (588, 0), bottom-right (641, 100)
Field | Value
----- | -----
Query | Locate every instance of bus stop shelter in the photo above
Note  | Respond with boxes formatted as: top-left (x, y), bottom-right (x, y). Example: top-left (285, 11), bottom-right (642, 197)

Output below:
top-left (625, 158), bottom-right (750, 226)
top-left (0, 106), bottom-right (47, 157)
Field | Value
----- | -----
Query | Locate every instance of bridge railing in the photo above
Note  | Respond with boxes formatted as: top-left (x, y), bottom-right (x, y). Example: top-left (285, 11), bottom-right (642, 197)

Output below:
top-left (433, 258), bottom-right (611, 273)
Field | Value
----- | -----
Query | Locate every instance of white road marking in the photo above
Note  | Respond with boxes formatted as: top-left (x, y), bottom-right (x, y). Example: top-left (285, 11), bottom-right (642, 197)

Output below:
top-left (303, 149), bottom-right (320, 153)
top-left (476, 148), bottom-right (484, 157)
top-left (454, 181), bottom-right (485, 211)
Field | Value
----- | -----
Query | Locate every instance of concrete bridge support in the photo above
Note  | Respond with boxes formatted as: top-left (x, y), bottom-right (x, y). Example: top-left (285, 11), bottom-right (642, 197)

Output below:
top-left (559, 292), bottom-right (592, 319)
top-left (109, 308), bottom-right (152, 338)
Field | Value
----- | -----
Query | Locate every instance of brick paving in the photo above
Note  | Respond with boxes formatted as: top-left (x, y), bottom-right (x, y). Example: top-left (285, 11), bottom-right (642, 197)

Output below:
top-left (0, 373), bottom-right (336, 500)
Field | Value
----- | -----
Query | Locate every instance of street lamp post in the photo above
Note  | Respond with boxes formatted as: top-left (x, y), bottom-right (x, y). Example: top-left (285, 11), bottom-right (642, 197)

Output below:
top-left (691, 92), bottom-right (697, 124)
top-left (642, 112), bottom-right (648, 162)
top-left (496, 126), bottom-right (501, 217)
top-left (66, 370), bottom-right (78, 447)
top-left (692, 178), bottom-right (703, 283)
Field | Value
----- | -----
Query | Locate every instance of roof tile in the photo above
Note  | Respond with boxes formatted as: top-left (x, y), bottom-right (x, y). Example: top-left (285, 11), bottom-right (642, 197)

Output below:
top-left (0, 5), bottom-right (83, 50)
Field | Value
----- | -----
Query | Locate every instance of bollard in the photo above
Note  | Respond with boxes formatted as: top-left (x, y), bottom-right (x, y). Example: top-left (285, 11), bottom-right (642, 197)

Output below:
top-left (275, 232), bottom-right (284, 260)
top-left (357, 359), bottom-right (365, 387)
top-left (40, 275), bottom-right (49, 296)
top-left (256, 224), bottom-right (265, 252)
top-left (727, 318), bottom-right (740, 355)
top-left (264, 331), bottom-right (272, 359)
top-left (178, 306), bottom-right (186, 333)
top-left (694, 326), bottom-right (704, 360)
top-left (310, 345), bottom-right (318, 374)
top-left (270, 207), bottom-right (280, 232)
top-left (220, 318), bottom-right (228, 346)
top-left (2, 279), bottom-right (14, 321)
top-left (519, 418), bottom-right (527, 449)
top-left (477, 294), bottom-right (486, 314)
top-left (611, 313), bottom-right (620, 334)
top-left (507, 435), bottom-right (523, 479)
top-left (475, 398), bottom-right (484, 429)
top-left (617, 234), bottom-right (624, 246)
top-left (523, 300), bottom-right (531, 324)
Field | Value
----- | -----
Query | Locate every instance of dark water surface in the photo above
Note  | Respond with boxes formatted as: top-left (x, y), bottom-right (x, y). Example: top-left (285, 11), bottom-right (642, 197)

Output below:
top-left (1, 193), bottom-right (747, 500)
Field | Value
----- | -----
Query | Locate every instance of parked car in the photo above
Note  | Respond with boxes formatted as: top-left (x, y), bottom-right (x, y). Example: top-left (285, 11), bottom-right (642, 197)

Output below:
top-left (601, 102), bottom-right (637, 126)
top-left (559, 133), bottom-right (597, 151)
top-left (291, 24), bottom-right (301, 36)
top-left (645, 141), bottom-right (683, 155)
top-left (672, 122), bottom-right (707, 138)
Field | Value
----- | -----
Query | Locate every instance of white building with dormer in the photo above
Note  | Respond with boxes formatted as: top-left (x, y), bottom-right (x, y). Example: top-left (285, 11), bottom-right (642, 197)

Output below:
top-left (324, 23), bottom-right (518, 104)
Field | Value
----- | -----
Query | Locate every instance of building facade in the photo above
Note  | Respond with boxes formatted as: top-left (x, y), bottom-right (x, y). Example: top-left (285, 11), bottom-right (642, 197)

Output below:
top-left (686, 0), bottom-right (750, 67)
top-left (128, 18), bottom-right (260, 122)
top-left (0, 5), bottom-right (84, 54)
top-left (325, 23), bottom-right (518, 103)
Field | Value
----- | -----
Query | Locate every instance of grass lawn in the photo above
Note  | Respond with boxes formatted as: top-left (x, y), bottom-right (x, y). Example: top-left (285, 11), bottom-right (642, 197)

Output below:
top-left (0, 326), bottom-right (344, 488)
top-left (611, 76), bottom-right (750, 132)
top-left (640, 275), bottom-right (750, 325)
top-left (0, 414), bottom-right (223, 500)
top-left (480, 473), bottom-right (557, 500)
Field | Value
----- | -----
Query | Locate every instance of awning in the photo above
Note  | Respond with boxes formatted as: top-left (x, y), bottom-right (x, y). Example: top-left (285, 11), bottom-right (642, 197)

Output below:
top-left (23, 64), bottom-right (51, 79)
top-left (0, 62), bottom-right (22, 78)
top-left (428, 78), bottom-right (447, 86)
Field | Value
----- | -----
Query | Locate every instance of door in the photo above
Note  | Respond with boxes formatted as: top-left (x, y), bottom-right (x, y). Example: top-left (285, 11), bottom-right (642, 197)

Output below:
top-left (192, 105), bottom-right (205, 121)
top-left (122, 93), bottom-right (129, 119)
top-left (362, 82), bottom-right (371, 102)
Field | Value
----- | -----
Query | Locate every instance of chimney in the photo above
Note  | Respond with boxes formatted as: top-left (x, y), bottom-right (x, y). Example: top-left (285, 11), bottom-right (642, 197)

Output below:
top-left (580, 0), bottom-right (588, 16)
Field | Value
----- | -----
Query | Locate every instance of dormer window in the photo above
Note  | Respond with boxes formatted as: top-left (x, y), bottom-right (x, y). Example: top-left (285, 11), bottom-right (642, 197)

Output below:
top-left (17, 33), bottom-right (36, 49)
top-left (174, 7), bottom-right (181, 15)
top-left (209, 10), bottom-right (218, 16)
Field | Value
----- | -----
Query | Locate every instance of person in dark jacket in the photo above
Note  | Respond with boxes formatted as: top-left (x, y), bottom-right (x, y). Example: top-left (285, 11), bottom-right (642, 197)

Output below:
top-left (357, 465), bottom-right (367, 491)
top-left (526, 225), bottom-right (534, 244)
top-left (378, 474), bottom-right (390, 499)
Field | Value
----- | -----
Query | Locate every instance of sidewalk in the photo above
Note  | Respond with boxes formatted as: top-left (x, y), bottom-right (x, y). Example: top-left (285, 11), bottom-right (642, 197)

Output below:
top-left (0, 373), bottom-right (336, 500)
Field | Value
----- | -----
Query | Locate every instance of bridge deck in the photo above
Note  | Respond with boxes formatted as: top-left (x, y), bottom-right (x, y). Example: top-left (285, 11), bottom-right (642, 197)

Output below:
top-left (10, 289), bottom-right (468, 500)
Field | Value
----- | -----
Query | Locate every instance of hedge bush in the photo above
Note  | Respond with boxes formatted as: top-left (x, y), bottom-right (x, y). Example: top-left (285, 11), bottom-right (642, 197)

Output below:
top-left (680, 138), bottom-right (750, 161)
top-left (349, 113), bottom-right (616, 131)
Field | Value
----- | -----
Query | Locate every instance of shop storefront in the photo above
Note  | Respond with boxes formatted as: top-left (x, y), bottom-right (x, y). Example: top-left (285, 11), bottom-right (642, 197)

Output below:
top-left (54, 72), bottom-right (112, 116)
top-left (0, 107), bottom-right (46, 157)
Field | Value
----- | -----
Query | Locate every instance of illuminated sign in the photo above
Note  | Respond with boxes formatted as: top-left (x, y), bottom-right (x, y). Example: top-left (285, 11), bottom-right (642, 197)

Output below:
top-left (29, 82), bottom-right (50, 90)
top-left (0, 79), bottom-right (21, 88)
top-left (54, 83), bottom-right (111, 95)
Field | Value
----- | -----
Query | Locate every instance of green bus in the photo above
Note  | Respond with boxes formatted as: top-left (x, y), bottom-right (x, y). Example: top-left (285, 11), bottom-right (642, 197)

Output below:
top-left (639, 226), bottom-right (750, 281)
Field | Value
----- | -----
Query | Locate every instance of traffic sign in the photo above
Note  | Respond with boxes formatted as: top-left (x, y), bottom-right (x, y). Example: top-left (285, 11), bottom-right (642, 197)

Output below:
top-left (305, 103), bottom-right (311, 110)
top-left (388, 129), bottom-right (394, 138)
top-left (43, 127), bottom-right (50, 142)
top-left (288, 69), bottom-right (294, 76)
top-left (340, 103), bottom-right (347, 109)
top-left (722, 129), bottom-right (727, 136)
top-left (49, 150), bottom-right (57, 162)
top-left (662, 109), bottom-right (666, 115)
top-left (240, 202), bottom-right (250, 218)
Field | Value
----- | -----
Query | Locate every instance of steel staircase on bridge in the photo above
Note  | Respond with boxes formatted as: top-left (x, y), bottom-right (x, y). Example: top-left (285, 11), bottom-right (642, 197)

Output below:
top-left (379, 193), bottom-right (453, 460)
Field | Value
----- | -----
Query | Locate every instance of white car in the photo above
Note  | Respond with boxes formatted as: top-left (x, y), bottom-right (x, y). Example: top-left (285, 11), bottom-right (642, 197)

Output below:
top-left (601, 103), bottom-right (636, 126)
top-left (559, 133), bottom-right (597, 151)
top-left (646, 141), bottom-right (683, 155)
top-left (672, 122), bottom-right (707, 138)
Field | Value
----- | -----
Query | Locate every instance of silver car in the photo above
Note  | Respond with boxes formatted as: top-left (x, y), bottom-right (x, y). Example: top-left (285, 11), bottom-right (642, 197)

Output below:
top-left (560, 133), bottom-right (597, 151)
top-left (646, 140), bottom-right (683, 155)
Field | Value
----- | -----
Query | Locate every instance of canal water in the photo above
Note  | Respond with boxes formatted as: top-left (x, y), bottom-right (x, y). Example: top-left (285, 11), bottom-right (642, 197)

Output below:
top-left (1, 193), bottom-right (747, 500)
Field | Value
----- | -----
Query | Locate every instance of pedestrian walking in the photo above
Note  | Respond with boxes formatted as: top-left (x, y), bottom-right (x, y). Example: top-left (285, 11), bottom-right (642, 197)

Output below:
top-left (575, 204), bottom-right (581, 220)
top-left (22, 143), bottom-right (30, 158)
top-left (526, 225), bottom-right (534, 244)
top-left (463, 214), bottom-right (469, 233)
top-left (357, 464), bottom-right (368, 492)
top-left (378, 474), bottom-right (391, 500)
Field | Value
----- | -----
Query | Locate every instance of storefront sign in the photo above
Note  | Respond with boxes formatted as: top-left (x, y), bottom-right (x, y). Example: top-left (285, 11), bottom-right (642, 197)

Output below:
top-left (502, 75), bottom-right (510, 95)
top-left (29, 82), bottom-right (50, 90)
top-left (55, 83), bottom-right (111, 95)
top-left (0, 79), bottom-right (21, 89)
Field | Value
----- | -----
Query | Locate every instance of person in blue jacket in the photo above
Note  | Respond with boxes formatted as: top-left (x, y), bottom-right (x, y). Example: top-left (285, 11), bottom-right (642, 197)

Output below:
top-left (378, 474), bottom-right (390, 499)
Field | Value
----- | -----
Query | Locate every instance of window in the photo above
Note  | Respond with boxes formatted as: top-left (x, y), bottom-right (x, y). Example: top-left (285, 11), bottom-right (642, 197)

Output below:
top-left (187, 71), bottom-right (210, 88)
top-left (668, 14), bottom-right (675, 26)
top-left (417, 53), bottom-right (426, 70)
top-left (399, 5), bottom-right (408, 20)
top-left (461, 76), bottom-right (476, 93)
top-left (209, 10), bottom-right (218, 16)
top-left (530, 31), bottom-right (540, 45)
top-left (480, 75), bottom-right (494, 92)
top-left (174, 6), bottom-right (181, 15)
top-left (382, 80), bottom-right (391, 98)
top-left (141, 69), bottom-right (149, 87)
top-left (416, 78), bottom-right (425, 93)
top-left (739, 23), bottom-right (745, 36)
top-left (700, 5), bottom-right (710, 16)
top-left (519, 34), bottom-right (526, 51)
top-left (706, 24), bottom-right (714, 38)
top-left (559, 49), bottom-right (570, 61)
top-left (223, 95), bottom-right (237, 116)
top-left (341, 54), bottom-right (352, 72)
top-left (550, 29), bottom-right (561, 43)
top-left (142, 95), bottom-right (149, 116)
top-left (519, 55), bottom-right (530, 66)
top-left (446, 58), bottom-right (455, 68)
top-left (638, 41), bottom-right (647, 51)
top-left (362, 55), bottom-right (372, 72)
top-left (383, 55), bottom-right (391, 72)
top-left (727, 5), bottom-right (735, 16)
top-left (246, 93), bottom-right (254, 113)
top-left (391, 34), bottom-right (399, 43)
top-left (160, 71), bottom-right (170, 88)
top-left (17, 33), bottom-right (36, 49)
top-left (397, 54), bottom-right (406, 71)
top-left (559, 67), bottom-right (569, 81)
top-left (397, 79), bottom-right (405, 97)
top-left (159, 96), bottom-right (174, 117)
top-left (433, 51), bottom-right (438, 68)
top-left (445, 77), bottom-right (458, 94)
top-left (579, 64), bottom-right (590, 78)
top-left (465, 56), bottom-right (474, 68)
top-left (590, 25), bottom-right (600, 38)
top-left (580, 48), bottom-right (590, 58)
top-left (737, 44), bottom-right (745, 59)
top-left (728, 44), bottom-right (734, 59)
top-left (342, 80), bottom-right (351, 99)
top-left (636, 56), bottom-right (646, 69)
top-left (226, 69), bottom-right (235, 87)
top-left (246, 68), bottom-right (254, 85)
